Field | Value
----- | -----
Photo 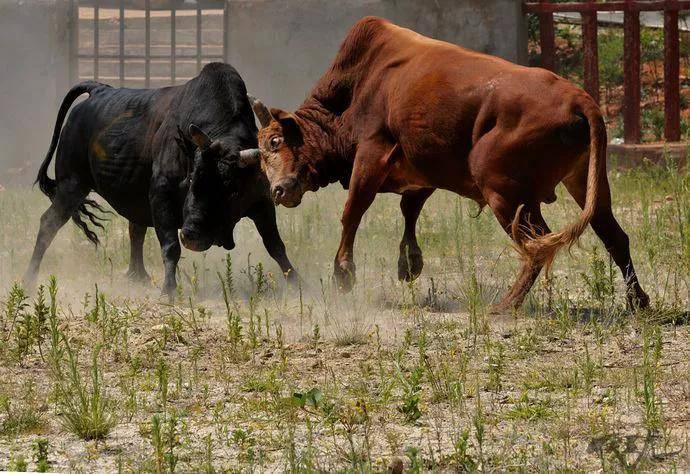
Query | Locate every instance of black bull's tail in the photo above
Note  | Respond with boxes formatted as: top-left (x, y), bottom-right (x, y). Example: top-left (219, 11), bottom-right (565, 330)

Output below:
top-left (36, 81), bottom-right (111, 245)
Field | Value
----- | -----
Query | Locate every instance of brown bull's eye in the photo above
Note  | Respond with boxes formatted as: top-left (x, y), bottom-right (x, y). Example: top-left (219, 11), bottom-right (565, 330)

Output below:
top-left (269, 136), bottom-right (283, 150)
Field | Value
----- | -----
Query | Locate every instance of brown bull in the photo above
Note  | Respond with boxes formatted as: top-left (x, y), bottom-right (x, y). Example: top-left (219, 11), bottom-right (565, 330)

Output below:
top-left (241, 16), bottom-right (649, 311)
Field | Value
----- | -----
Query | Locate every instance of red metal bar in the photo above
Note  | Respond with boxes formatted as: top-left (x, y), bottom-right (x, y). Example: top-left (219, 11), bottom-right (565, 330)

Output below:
top-left (582, 0), bottom-right (600, 103)
top-left (539, 0), bottom-right (556, 71)
top-left (524, 1), bottom-right (690, 13)
top-left (664, 2), bottom-right (681, 141)
top-left (624, 0), bottom-right (641, 143)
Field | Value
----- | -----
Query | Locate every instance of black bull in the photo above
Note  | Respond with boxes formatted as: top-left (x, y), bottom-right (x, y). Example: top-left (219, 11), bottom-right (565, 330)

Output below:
top-left (24, 62), bottom-right (297, 296)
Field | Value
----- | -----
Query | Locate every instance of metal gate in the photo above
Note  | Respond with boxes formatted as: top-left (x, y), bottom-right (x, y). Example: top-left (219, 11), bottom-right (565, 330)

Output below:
top-left (69, 0), bottom-right (227, 89)
top-left (524, 0), bottom-right (687, 144)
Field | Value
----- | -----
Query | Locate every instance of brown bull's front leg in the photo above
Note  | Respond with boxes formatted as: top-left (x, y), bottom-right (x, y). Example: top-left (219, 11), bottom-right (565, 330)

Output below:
top-left (334, 140), bottom-right (400, 292)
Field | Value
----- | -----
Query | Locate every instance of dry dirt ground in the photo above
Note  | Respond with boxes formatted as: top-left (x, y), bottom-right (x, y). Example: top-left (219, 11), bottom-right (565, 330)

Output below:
top-left (0, 163), bottom-right (688, 472)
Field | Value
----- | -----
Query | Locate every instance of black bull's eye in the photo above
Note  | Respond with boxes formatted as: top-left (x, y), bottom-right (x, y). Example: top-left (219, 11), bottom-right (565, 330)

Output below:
top-left (215, 161), bottom-right (240, 195)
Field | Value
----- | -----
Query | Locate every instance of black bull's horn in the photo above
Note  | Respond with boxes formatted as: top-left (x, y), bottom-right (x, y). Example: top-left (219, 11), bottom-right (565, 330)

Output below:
top-left (247, 94), bottom-right (272, 127)
top-left (238, 149), bottom-right (261, 168)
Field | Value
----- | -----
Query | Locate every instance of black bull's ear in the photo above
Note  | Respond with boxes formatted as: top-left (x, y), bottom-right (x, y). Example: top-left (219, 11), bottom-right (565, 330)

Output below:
top-left (188, 123), bottom-right (212, 150)
top-left (238, 149), bottom-right (261, 168)
top-left (175, 125), bottom-right (195, 157)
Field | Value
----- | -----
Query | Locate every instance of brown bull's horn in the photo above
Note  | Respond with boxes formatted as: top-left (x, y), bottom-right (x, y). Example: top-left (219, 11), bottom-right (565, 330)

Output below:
top-left (247, 94), bottom-right (272, 127)
top-left (238, 148), bottom-right (261, 168)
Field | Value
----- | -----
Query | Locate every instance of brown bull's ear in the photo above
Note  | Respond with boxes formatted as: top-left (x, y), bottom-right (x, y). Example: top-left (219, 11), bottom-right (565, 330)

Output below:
top-left (270, 108), bottom-right (296, 126)
top-left (269, 108), bottom-right (302, 144)
top-left (188, 123), bottom-right (211, 151)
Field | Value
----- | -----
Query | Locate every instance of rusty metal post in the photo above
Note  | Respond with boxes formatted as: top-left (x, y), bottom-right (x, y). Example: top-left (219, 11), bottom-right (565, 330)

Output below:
top-left (539, 0), bottom-right (556, 71)
top-left (623, 0), bottom-right (641, 144)
top-left (664, 0), bottom-right (681, 141)
top-left (582, 0), bottom-right (600, 103)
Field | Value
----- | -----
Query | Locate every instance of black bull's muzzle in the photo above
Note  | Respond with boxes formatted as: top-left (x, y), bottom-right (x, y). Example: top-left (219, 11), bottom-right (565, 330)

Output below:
top-left (180, 224), bottom-right (236, 252)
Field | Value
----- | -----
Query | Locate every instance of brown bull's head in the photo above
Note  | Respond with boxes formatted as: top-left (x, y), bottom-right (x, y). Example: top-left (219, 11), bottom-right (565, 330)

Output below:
top-left (240, 95), bottom-right (313, 208)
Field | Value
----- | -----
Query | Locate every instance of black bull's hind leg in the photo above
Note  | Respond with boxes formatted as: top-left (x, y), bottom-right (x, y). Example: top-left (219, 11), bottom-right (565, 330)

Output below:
top-left (24, 178), bottom-right (90, 288)
top-left (398, 188), bottom-right (435, 281)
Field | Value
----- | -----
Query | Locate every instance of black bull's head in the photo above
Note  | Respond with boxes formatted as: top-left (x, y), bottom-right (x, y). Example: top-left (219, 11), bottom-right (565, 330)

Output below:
top-left (177, 124), bottom-right (260, 252)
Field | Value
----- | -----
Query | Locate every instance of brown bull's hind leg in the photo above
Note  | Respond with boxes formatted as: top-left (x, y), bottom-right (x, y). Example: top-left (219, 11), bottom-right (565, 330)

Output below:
top-left (334, 140), bottom-right (399, 292)
top-left (398, 188), bottom-right (435, 281)
top-left (485, 191), bottom-right (551, 313)
top-left (564, 172), bottom-right (650, 310)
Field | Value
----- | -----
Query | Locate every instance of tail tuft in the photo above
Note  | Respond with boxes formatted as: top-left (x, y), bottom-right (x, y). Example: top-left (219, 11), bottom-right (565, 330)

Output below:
top-left (71, 198), bottom-right (112, 246)
top-left (512, 214), bottom-right (583, 271)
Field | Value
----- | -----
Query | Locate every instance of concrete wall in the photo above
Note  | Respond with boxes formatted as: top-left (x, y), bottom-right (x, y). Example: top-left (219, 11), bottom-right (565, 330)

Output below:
top-left (0, 0), bottom-right (72, 184)
top-left (0, 0), bottom-right (526, 182)
top-left (225, 0), bottom-right (527, 110)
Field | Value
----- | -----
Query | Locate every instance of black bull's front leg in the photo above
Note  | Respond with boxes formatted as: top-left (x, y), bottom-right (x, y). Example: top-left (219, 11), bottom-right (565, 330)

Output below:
top-left (150, 178), bottom-right (182, 300)
top-left (249, 200), bottom-right (298, 282)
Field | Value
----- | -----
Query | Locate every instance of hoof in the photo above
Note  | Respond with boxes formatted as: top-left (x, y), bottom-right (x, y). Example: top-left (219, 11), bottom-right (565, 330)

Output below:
top-left (333, 260), bottom-right (356, 293)
top-left (160, 283), bottom-right (177, 303)
top-left (160, 291), bottom-right (175, 304)
top-left (627, 289), bottom-right (650, 311)
top-left (22, 272), bottom-right (38, 293)
top-left (489, 296), bottom-right (520, 315)
top-left (488, 304), bottom-right (509, 316)
top-left (126, 268), bottom-right (151, 286)
top-left (285, 268), bottom-right (300, 287)
top-left (397, 247), bottom-right (423, 282)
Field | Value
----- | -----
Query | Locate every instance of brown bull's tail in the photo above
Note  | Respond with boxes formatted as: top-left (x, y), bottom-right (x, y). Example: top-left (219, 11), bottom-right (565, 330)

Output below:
top-left (36, 81), bottom-right (102, 199)
top-left (511, 100), bottom-right (606, 269)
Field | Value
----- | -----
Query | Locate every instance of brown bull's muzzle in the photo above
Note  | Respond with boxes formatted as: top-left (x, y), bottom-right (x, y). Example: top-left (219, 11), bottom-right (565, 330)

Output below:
top-left (271, 177), bottom-right (302, 207)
